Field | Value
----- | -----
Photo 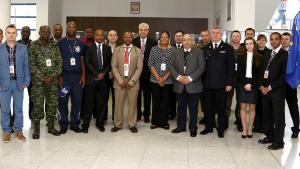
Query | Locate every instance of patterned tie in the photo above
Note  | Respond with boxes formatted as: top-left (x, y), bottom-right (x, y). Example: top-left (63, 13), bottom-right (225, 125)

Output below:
top-left (97, 44), bottom-right (103, 70)
top-left (124, 47), bottom-right (129, 64)
top-left (141, 39), bottom-right (145, 56)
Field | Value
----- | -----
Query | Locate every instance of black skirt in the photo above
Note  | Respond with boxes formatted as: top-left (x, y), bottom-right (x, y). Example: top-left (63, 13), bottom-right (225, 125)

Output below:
top-left (239, 86), bottom-right (258, 104)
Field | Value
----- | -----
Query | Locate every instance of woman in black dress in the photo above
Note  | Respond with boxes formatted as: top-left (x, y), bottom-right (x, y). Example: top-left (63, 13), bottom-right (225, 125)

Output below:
top-left (237, 38), bottom-right (262, 138)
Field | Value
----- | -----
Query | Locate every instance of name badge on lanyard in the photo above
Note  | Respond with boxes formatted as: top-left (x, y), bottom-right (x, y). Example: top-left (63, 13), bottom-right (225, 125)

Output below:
top-left (264, 70), bottom-right (269, 79)
top-left (70, 58), bottom-right (76, 66)
top-left (161, 63), bottom-right (166, 71)
top-left (46, 59), bottom-right (52, 67)
top-left (124, 64), bottom-right (129, 77)
top-left (9, 65), bottom-right (15, 74)
top-left (235, 63), bottom-right (238, 71)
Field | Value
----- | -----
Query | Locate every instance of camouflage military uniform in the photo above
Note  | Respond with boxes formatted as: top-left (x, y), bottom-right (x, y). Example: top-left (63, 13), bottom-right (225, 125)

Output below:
top-left (29, 40), bottom-right (62, 122)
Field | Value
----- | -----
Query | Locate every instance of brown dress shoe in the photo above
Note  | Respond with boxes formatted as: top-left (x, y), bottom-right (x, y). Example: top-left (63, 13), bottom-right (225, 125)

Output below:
top-left (16, 132), bottom-right (26, 142)
top-left (3, 133), bottom-right (11, 143)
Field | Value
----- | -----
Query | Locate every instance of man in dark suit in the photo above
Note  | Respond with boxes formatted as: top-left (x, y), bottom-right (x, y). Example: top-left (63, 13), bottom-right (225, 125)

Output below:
top-left (201, 26), bottom-right (235, 138)
top-left (169, 34), bottom-right (205, 137)
top-left (258, 32), bottom-right (287, 150)
top-left (133, 23), bottom-right (158, 123)
top-left (81, 29), bottom-right (112, 133)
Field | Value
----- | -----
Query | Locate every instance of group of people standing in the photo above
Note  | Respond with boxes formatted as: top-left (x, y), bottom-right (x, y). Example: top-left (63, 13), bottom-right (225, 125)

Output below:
top-left (0, 22), bottom-right (298, 150)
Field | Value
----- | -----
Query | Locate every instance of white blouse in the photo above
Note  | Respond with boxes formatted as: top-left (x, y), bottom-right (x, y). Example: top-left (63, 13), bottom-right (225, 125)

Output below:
top-left (245, 52), bottom-right (253, 78)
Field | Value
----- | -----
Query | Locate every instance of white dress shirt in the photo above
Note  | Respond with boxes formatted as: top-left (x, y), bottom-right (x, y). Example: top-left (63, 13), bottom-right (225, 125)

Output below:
top-left (245, 52), bottom-right (253, 78)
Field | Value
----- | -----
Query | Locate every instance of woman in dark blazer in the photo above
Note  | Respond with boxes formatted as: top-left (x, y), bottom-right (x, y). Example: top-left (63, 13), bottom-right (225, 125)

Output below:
top-left (237, 38), bottom-right (262, 138)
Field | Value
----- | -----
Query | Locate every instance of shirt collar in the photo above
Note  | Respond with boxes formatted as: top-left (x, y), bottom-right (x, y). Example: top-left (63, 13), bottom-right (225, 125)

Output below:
top-left (184, 48), bottom-right (191, 52)
top-left (95, 41), bottom-right (103, 46)
top-left (212, 41), bottom-right (221, 47)
top-left (140, 37), bottom-right (147, 42)
top-left (124, 44), bottom-right (133, 48)
top-left (273, 45), bottom-right (282, 53)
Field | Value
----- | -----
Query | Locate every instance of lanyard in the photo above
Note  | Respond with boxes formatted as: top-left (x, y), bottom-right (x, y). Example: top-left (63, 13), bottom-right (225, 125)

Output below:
top-left (66, 38), bottom-right (77, 58)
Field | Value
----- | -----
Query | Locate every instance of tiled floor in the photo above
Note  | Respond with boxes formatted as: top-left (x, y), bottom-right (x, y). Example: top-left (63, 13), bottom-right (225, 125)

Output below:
top-left (0, 90), bottom-right (299, 169)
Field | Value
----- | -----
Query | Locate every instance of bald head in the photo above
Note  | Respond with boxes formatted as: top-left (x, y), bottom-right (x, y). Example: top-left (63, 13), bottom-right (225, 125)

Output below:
top-left (123, 32), bottom-right (133, 46)
top-left (183, 34), bottom-right (194, 49)
top-left (94, 29), bottom-right (104, 43)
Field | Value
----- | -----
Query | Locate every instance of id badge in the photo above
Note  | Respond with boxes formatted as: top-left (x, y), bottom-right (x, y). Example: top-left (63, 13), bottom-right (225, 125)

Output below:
top-left (124, 64), bottom-right (129, 77)
top-left (46, 59), bottom-right (52, 67)
top-left (184, 66), bottom-right (186, 72)
top-left (264, 70), bottom-right (269, 79)
top-left (161, 63), bottom-right (166, 71)
top-left (70, 58), bottom-right (76, 66)
top-left (9, 65), bottom-right (15, 74)
top-left (235, 63), bottom-right (238, 71)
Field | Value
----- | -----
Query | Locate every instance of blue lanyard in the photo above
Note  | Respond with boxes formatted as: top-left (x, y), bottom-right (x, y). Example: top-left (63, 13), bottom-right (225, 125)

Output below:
top-left (66, 38), bottom-right (77, 58)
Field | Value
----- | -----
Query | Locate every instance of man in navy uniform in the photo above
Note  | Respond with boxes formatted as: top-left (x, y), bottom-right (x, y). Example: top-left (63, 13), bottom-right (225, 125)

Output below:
top-left (58, 21), bottom-right (86, 134)
top-left (201, 26), bottom-right (235, 138)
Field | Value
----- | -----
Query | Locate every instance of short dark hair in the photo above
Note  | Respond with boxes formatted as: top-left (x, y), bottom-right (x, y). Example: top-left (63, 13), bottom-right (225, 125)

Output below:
top-left (245, 27), bottom-right (255, 34)
top-left (257, 34), bottom-right (267, 41)
top-left (0, 28), bottom-right (3, 34)
top-left (231, 30), bottom-right (240, 37)
top-left (282, 32), bottom-right (291, 37)
top-left (174, 30), bottom-right (184, 35)
top-left (160, 31), bottom-right (170, 39)
top-left (85, 26), bottom-right (95, 31)
top-left (6, 24), bottom-right (16, 29)
top-left (270, 32), bottom-right (282, 39)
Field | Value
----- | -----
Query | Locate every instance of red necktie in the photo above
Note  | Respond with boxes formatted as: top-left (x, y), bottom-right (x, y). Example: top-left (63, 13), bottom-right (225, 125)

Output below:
top-left (124, 47), bottom-right (129, 64)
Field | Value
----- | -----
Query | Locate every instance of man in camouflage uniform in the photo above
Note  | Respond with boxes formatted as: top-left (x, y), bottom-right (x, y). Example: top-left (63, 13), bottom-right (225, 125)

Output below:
top-left (29, 25), bottom-right (62, 139)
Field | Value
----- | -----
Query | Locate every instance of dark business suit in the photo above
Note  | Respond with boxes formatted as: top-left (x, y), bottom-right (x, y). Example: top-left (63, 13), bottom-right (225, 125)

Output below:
top-left (169, 48), bottom-right (205, 133)
top-left (202, 41), bottom-right (235, 134)
top-left (133, 37), bottom-right (158, 120)
top-left (82, 43), bottom-right (112, 129)
top-left (259, 48), bottom-right (287, 147)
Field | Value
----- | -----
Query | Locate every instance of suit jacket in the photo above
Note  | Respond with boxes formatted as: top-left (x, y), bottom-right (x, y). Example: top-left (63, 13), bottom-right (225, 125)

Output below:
top-left (237, 53), bottom-right (262, 87)
top-left (111, 45), bottom-right (143, 90)
top-left (259, 48), bottom-right (288, 90)
top-left (85, 43), bottom-right (112, 85)
top-left (132, 37), bottom-right (157, 80)
top-left (169, 47), bottom-right (205, 94)
top-left (0, 42), bottom-right (31, 91)
top-left (203, 41), bottom-right (235, 89)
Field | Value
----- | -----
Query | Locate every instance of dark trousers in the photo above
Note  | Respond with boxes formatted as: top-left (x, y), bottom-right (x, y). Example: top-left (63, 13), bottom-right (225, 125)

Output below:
top-left (177, 88), bottom-right (200, 132)
top-left (226, 86), bottom-right (241, 128)
top-left (82, 80), bottom-right (108, 129)
top-left (151, 83), bottom-right (171, 126)
top-left (285, 83), bottom-right (299, 133)
top-left (58, 73), bottom-right (83, 129)
top-left (204, 89), bottom-right (227, 132)
top-left (261, 86), bottom-right (285, 146)
top-left (137, 78), bottom-right (151, 118)
top-left (169, 84), bottom-right (177, 118)
top-left (254, 93), bottom-right (263, 130)
top-left (104, 79), bottom-right (115, 121)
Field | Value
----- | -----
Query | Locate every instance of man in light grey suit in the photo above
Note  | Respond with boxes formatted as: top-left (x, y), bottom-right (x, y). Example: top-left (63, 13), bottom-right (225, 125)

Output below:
top-left (169, 34), bottom-right (205, 137)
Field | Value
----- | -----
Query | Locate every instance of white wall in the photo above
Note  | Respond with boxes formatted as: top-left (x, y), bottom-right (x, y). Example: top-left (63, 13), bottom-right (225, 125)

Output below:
top-left (60, 0), bottom-right (215, 30)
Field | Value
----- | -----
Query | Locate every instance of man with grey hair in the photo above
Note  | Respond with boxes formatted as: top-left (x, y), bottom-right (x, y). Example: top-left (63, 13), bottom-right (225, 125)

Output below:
top-left (169, 34), bottom-right (205, 137)
top-left (201, 26), bottom-right (235, 138)
top-left (133, 22), bottom-right (158, 123)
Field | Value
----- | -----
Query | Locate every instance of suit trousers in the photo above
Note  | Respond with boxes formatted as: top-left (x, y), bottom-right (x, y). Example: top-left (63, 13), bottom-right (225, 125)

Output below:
top-left (137, 78), bottom-right (151, 118)
top-left (114, 88), bottom-right (139, 128)
top-left (261, 86), bottom-right (286, 146)
top-left (285, 83), bottom-right (299, 133)
top-left (204, 88), bottom-right (227, 132)
top-left (176, 88), bottom-right (200, 132)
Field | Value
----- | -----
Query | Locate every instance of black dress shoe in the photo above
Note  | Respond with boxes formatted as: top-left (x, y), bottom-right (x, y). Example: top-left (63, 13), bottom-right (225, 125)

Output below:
top-left (171, 128), bottom-right (186, 133)
top-left (291, 132), bottom-right (299, 138)
top-left (190, 132), bottom-right (197, 137)
top-left (111, 127), bottom-right (121, 132)
top-left (247, 135), bottom-right (253, 138)
top-left (162, 124), bottom-right (170, 130)
top-left (97, 125), bottom-right (105, 132)
top-left (150, 125), bottom-right (157, 129)
top-left (60, 128), bottom-right (68, 134)
top-left (268, 144), bottom-right (284, 150)
top-left (70, 127), bottom-right (83, 133)
top-left (82, 128), bottom-right (88, 134)
top-left (258, 137), bottom-right (273, 144)
top-left (200, 129), bottom-right (213, 135)
top-left (129, 127), bottom-right (138, 133)
top-left (144, 117), bottom-right (150, 123)
top-left (242, 135), bottom-right (247, 139)
top-left (218, 131), bottom-right (224, 138)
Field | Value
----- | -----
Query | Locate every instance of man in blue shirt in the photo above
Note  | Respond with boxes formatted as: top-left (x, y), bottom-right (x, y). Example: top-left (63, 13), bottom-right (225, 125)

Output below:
top-left (58, 21), bottom-right (86, 134)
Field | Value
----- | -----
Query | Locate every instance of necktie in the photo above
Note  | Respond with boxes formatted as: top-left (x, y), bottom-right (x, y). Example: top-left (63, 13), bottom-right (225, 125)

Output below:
top-left (97, 44), bottom-right (103, 70)
top-left (184, 51), bottom-right (189, 65)
top-left (141, 39), bottom-right (145, 55)
top-left (177, 44), bottom-right (180, 49)
top-left (267, 50), bottom-right (276, 68)
top-left (214, 43), bottom-right (218, 49)
top-left (124, 47), bottom-right (129, 64)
